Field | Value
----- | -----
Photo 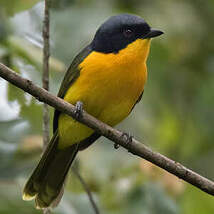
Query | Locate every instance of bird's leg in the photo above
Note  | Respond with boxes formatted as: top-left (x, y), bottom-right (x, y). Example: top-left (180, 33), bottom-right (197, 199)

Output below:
top-left (74, 101), bottom-right (83, 119)
top-left (114, 132), bottom-right (133, 150)
top-left (121, 132), bottom-right (133, 145)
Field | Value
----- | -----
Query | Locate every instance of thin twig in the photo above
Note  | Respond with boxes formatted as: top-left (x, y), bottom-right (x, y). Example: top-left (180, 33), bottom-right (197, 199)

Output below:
top-left (72, 168), bottom-right (100, 214)
top-left (0, 62), bottom-right (214, 196)
top-left (42, 0), bottom-right (50, 149)
top-left (42, 0), bottom-right (50, 213)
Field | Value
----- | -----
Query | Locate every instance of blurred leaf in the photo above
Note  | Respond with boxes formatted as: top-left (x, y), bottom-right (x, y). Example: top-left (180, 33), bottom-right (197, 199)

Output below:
top-left (51, 0), bottom-right (76, 10)
top-left (139, 160), bottom-right (185, 197)
top-left (181, 186), bottom-right (214, 214)
top-left (20, 99), bottom-right (43, 134)
top-left (18, 135), bottom-right (42, 153)
top-left (7, 36), bottom-right (66, 73)
top-left (0, 140), bottom-right (17, 177)
top-left (0, 0), bottom-right (41, 16)
top-left (8, 83), bottom-right (26, 104)
top-left (0, 182), bottom-right (38, 214)
top-left (0, 119), bottom-right (26, 142)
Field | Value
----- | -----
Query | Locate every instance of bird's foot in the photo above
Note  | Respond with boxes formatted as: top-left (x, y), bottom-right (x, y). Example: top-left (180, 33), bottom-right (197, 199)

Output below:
top-left (121, 132), bottom-right (133, 145)
top-left (74, 101), bottom-right (83, 119)
top-left (114, 143), bottom-right (120, 149)
top-left (114, 132), bottom-right (133, 150)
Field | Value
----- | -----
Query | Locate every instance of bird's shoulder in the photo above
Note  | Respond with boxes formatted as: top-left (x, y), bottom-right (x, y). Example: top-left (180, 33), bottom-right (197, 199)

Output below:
top-left (53, 44), bottom-right (92, 133)
top-left (57, 44), bottom-right (92, 98)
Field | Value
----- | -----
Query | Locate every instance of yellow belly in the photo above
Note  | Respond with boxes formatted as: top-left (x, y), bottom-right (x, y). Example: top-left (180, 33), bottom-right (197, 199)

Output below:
top-left (58, 39), bottom-right (150, 148)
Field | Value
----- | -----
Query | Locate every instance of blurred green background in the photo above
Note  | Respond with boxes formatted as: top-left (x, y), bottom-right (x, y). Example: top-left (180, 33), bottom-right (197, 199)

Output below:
top-left (0, 0), bottom-right (214, 213)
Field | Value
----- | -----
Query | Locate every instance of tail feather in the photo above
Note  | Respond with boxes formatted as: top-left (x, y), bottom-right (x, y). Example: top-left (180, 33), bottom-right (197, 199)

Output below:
top-left (23, 131), bottom-right (78, 209)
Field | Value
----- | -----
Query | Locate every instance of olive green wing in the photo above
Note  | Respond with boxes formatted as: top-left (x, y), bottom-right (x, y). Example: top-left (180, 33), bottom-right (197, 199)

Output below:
top-left (53, 45), bottom-right (92, 132)
top-left (57, 45), bottom-right (92, 99)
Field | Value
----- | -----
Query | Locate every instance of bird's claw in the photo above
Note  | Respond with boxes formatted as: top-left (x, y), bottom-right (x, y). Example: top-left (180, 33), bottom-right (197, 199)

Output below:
top-left (114, 143), bottom-right (120, 149)
top-left (121, 132), bottom-right (132, 146)
top-left (114, 132), bottom-right (133, 150)
top-left (74, 101), bottom-right (83, 119)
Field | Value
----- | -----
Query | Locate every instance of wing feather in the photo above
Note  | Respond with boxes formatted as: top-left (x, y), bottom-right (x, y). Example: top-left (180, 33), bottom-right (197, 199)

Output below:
top-left (53, 45), bottom-right (92, 132)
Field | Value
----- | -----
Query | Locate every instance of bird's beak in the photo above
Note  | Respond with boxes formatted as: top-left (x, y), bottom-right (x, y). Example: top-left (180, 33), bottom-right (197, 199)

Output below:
top-left (143, 28), bottom-right (164, 39)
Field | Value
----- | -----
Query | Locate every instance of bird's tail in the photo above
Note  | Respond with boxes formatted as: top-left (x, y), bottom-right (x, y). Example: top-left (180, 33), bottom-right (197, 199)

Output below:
top-left (23, 131), bottom-right (78, 209)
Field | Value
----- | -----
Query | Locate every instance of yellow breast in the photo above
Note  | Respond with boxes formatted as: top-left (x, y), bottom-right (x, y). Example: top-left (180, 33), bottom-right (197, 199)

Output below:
top-left (58, 38), bottom-right (151, 148)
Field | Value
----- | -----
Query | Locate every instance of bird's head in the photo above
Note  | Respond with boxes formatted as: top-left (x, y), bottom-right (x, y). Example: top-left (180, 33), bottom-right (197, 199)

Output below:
top-left (91, 14), bottom-right (163, 54)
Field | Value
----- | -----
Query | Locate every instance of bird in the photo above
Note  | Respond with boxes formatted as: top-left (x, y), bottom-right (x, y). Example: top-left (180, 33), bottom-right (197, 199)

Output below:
top-left (23, 13), bottom-right (163, 209)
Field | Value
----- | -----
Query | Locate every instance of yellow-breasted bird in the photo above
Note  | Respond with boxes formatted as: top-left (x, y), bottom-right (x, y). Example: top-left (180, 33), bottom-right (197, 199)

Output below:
top-left (23, 14), bottom-right (163, 208)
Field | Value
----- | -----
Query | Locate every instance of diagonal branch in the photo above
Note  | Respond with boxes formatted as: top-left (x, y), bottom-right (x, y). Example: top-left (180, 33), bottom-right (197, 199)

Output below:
top-left (0, 62), bottom-right (214, 196)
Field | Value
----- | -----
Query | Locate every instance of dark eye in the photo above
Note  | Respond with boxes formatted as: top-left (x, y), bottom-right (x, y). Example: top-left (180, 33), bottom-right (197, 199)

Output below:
top-left (123, 29), bottom-right (134, 38)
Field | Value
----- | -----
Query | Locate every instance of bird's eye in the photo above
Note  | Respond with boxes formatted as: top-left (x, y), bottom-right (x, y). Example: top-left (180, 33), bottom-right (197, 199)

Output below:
top-left (123, 29), bottom-right (133, 38)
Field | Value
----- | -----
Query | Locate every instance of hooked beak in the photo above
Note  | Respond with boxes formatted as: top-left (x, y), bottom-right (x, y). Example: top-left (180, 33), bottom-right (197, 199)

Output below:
top-left (143, 28), bottom-right (164, 39)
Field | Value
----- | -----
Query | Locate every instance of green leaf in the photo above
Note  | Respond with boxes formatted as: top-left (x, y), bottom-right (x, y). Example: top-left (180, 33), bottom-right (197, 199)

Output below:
top-left (0, 0), bottom-right (41, 16)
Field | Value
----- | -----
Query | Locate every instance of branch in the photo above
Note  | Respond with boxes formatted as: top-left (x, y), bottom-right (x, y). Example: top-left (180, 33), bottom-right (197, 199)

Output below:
top-left (72, 168), bottom-right (100, 214)
top-left (42, 0), bottom-right (50, 148)
top-left (42, 1), bottom-right (50, 213)
top-left (0, 62), bottom-right (214, 196)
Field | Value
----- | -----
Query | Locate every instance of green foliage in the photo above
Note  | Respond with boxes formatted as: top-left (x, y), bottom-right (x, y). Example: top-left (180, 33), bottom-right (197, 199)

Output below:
top-left (0, 1), bottom-right (214, 214)
top-left (181, 186), bottom-right (214, 214)
top-left (0, 0), bottom-right (40, 16)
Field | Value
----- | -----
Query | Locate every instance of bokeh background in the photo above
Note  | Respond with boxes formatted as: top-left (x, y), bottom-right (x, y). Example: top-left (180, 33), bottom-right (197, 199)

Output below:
top-left (0, 0), bottom-right (214, 213)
